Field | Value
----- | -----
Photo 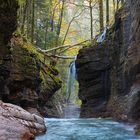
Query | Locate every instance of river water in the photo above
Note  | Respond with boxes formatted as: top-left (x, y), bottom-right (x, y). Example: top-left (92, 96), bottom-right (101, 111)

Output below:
top-left (36, 57), bottom-right (140, 140)
top-left (36, 118), bottom-right (140, 140)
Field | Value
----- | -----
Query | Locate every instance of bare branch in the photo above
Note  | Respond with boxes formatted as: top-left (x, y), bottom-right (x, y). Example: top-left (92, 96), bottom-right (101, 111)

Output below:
top-left (45, 54), bottom-right (75, 59)
top-left (38, 44), bottom-right (70, 53)
top-left (36, 39), bottom-right (90, 61)
top-left (62, 7), bottom-right (86, 45)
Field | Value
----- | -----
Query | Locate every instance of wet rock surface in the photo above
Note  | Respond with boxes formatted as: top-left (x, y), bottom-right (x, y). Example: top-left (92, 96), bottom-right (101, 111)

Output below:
top-left (0, 100), bottom-right (46, 140)
top-left (76, 45), bottom-right (111, 118)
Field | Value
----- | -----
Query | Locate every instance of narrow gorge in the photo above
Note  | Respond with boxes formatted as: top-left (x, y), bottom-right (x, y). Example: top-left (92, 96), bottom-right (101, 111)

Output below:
top-left (0, 0), bottom-right (140, 140)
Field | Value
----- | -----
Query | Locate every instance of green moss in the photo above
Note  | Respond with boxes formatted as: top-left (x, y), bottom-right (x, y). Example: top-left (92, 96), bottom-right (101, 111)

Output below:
top-left (10, 34), bottom-right (62, 97)
top-left (76, 99), bottom-right (82, 106)
top-left (40, 71), bottom-right (45, 84)
top-left (49, 73), bottom-right (62, 87)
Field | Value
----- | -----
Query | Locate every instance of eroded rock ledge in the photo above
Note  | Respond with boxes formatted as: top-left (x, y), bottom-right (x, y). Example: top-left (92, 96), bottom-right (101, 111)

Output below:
top-left (0, 100), bottom-right (46, 140)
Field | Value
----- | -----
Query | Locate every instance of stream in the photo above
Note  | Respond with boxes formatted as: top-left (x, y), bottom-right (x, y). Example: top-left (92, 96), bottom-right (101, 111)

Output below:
top-left (36, 118), bottom-right (140, 140)
top-left (36, 57), bottom-right (140, 140)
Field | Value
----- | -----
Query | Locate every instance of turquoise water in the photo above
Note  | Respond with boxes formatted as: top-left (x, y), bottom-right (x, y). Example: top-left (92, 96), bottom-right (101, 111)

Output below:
top-left (36, 118), bottom-right (140, 140)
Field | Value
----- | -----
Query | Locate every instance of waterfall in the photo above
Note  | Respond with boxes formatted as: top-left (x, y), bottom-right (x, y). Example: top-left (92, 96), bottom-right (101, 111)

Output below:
top-left (96, 27), bottom-right (108, 43)
top-left (64, 56), bottom-right (80, 118)
top-left (66, 56), bottom-right (77, 103)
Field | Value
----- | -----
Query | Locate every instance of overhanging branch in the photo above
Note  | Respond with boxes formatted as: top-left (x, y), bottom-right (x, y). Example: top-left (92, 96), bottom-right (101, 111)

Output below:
top-left (46, 54), bottom-right (75, 59)
top-left (36, 39), bottom-right (91, 59)
top-left (36, 48), bottom-right (75, 59)
top-left (38, 39), bottom-right (90, 53)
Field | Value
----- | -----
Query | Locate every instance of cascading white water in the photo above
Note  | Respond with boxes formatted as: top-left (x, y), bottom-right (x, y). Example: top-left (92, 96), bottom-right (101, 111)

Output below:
top-left (96, 27), bottom-right (108, 43)
top-left (66, 56), bottom-right (77, 103)
top-left (64, 56), bottom-right (80, 118)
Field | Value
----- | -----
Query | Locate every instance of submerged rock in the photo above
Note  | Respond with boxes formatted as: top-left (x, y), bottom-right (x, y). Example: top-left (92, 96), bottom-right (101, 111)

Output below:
top-left (0, 100), bottom-right (46, 140)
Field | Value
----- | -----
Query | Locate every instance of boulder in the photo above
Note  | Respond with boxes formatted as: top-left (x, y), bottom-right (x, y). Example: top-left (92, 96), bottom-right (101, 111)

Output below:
top-left (0, 100), bottom-right (46, 140)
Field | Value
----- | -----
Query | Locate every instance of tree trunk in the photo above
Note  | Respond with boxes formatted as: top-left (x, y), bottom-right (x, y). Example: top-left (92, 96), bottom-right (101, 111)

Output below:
top-left (89, 0), bottom-right (93, 39)
top-left (31, 0), bottom-right (35, 44)
top-left (116, 0), bottom-right (120, 10)
top-left (56, 0), bottom-right (65, 37)
top-left (26, 0), bottom-right (30, 38)
top-left (106, 0), bottom-right (109, 26)
top-left (113, 0), bottom-right (116, 16)
top-left (99, 0), bottom-right (104, 32)
top-left (44, 22), bottom-right (49, 49)
top-left (21, 0), bottom-right (28, 34)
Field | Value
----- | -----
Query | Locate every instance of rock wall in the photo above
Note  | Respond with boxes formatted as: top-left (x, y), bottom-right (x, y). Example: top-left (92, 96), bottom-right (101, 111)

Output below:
top-left (126, 0), bottom-right (140, 121)
top-left (107, 0), bottom-right (140, 121)
top-left (76, 0), bottom-right (140, 122)
top-left (0, 33), bottom-right (62, 117)
top-left (76, 45), bottom-right (111, 118)
top-left (0, 0), bottom-right (62, 139)
top-left (0, 1), bottom-right (62, 117)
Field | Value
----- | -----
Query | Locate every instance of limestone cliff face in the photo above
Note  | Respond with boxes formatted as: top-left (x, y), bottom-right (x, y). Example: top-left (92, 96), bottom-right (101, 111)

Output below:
top-left (76, 0), bottom-right (140, 121)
